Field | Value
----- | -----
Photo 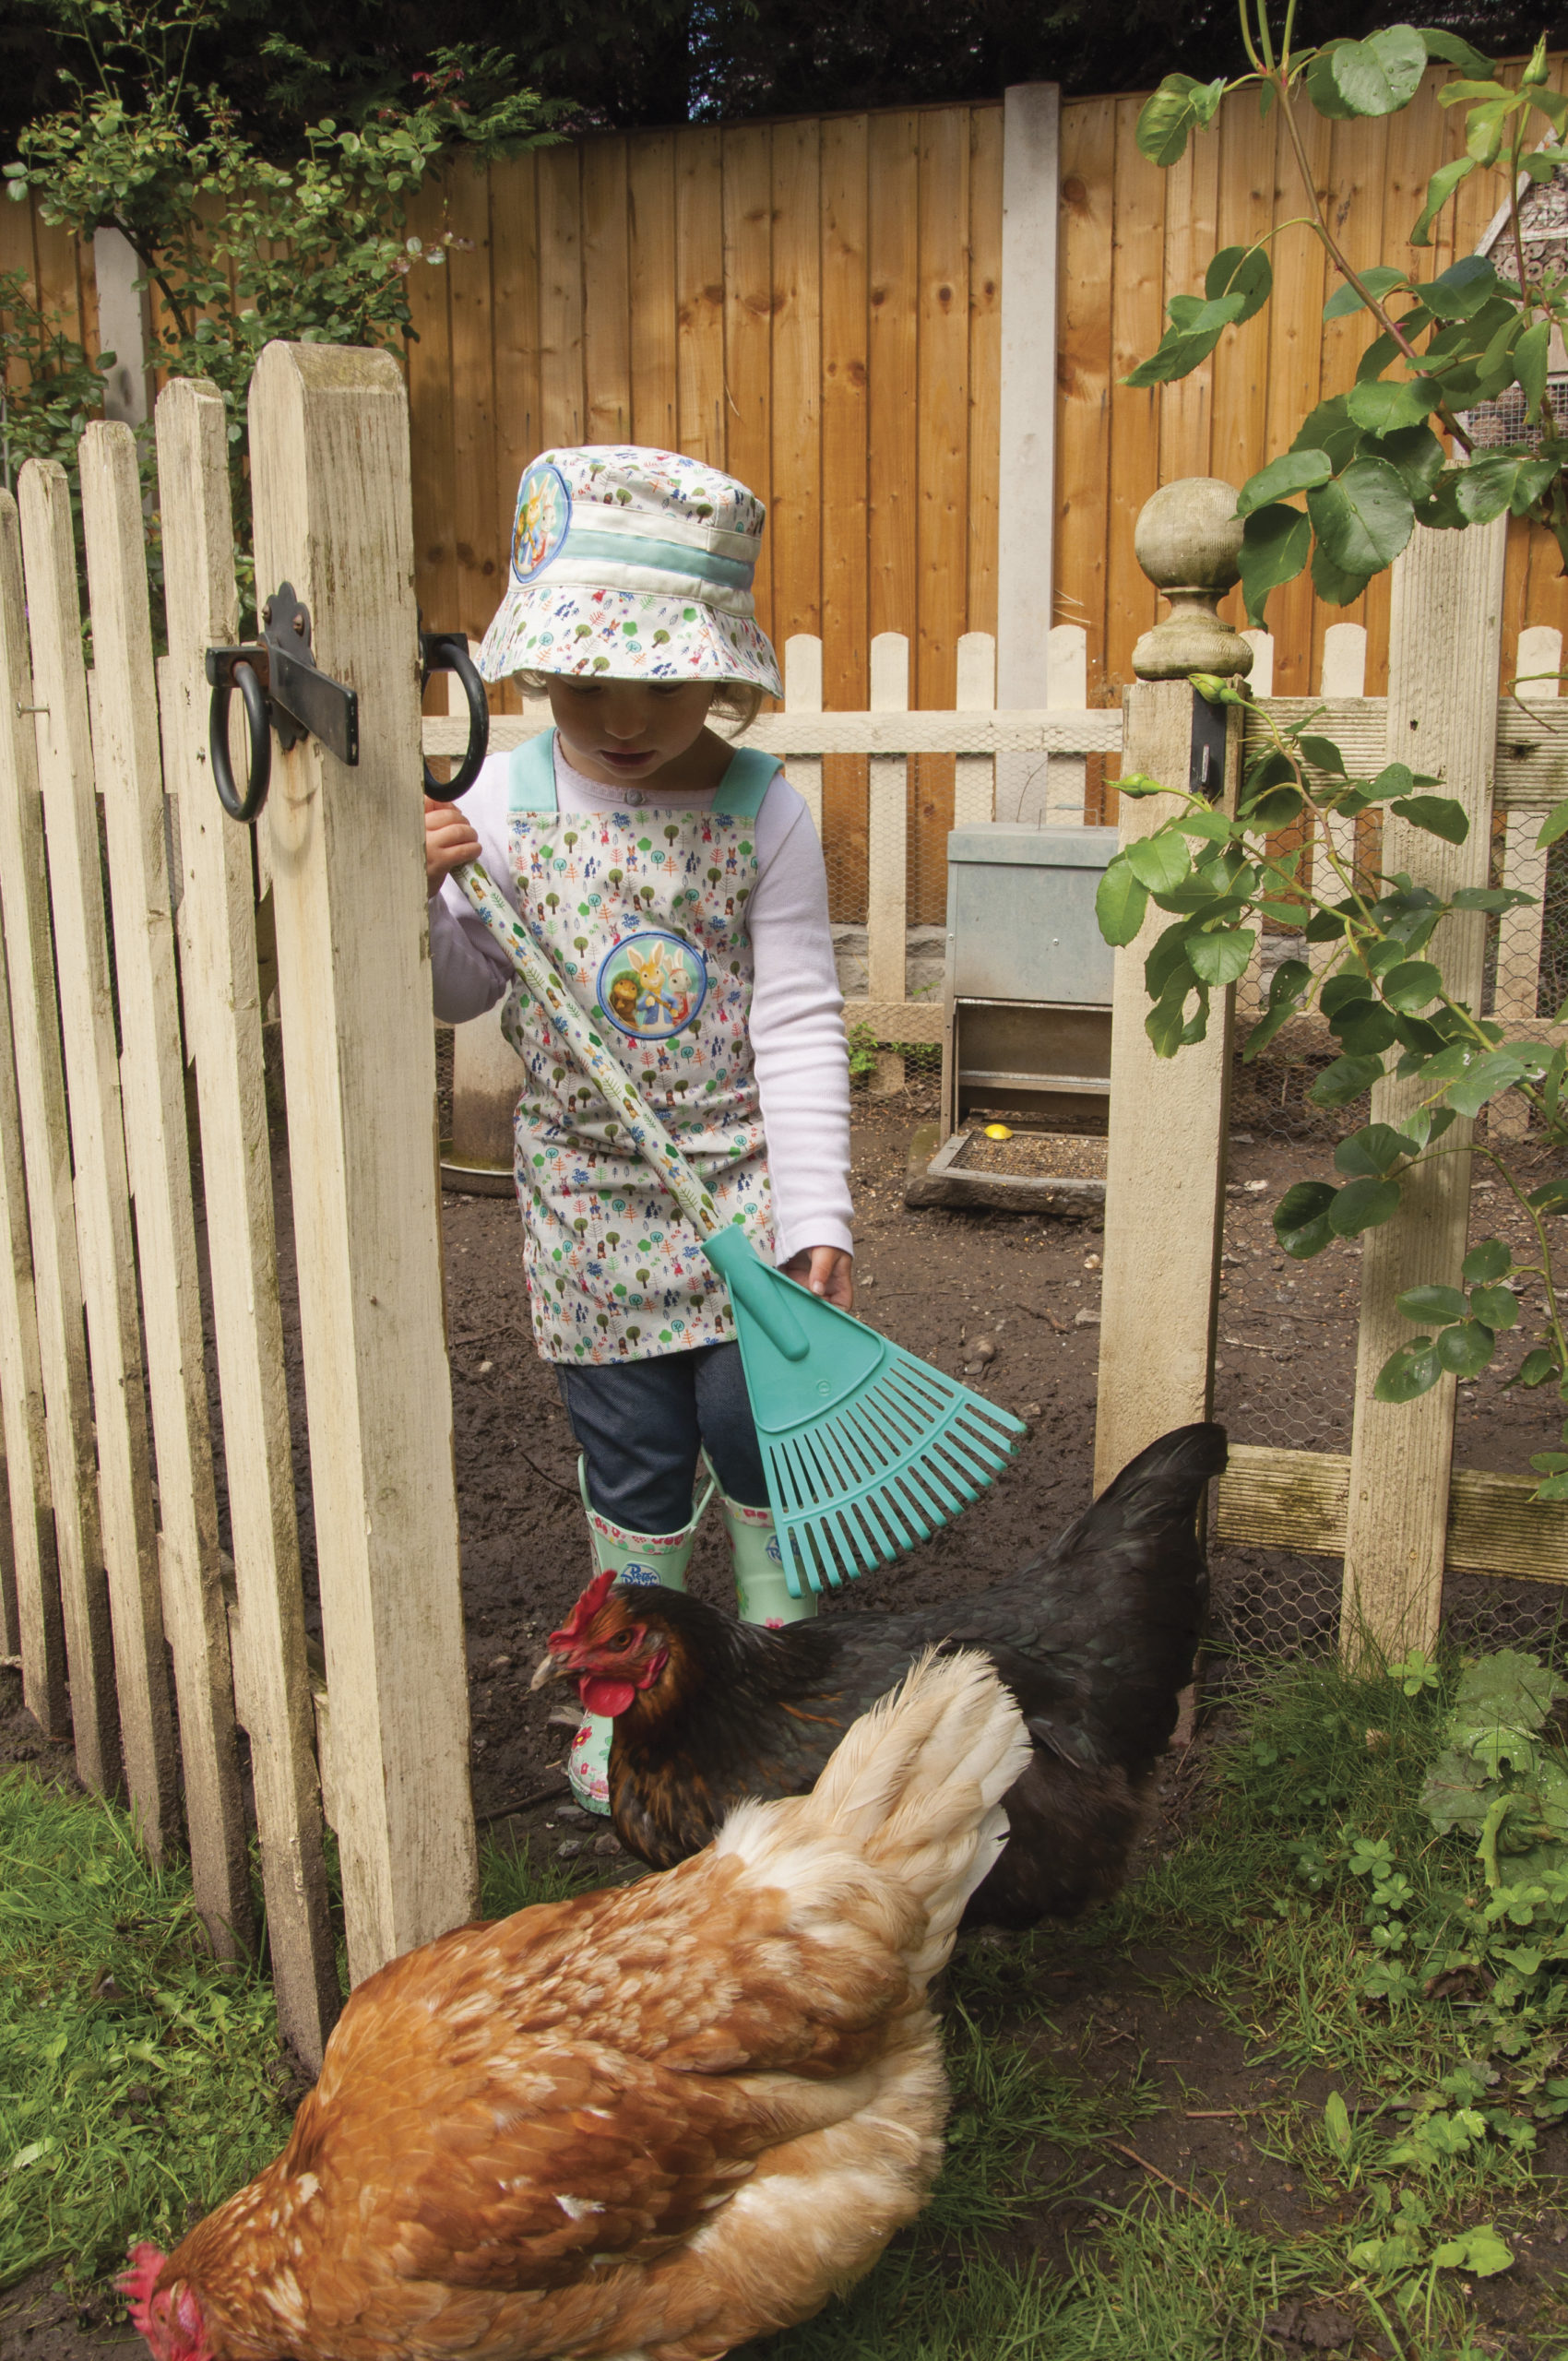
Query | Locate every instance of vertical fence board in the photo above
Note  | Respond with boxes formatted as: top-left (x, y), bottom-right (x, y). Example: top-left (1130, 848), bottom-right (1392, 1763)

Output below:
top-left (20, 459), bottom-right (177, 1851)
top-left (445, 166), bottom-right (502, 646)
top-left (79, 421), bottom-right (252, 1949)
top-left (249, 341), bottom-right (476, 1984)
top-left (954, 631), bottom-right (996, 827)
top-left (156, 377), bottom-right (339, 2067)
top-left (1260, 107), bottom-right (1331, 698)
top-left (820, 115), bottom-right (868, 710)
top-left (783, 635), bottom-right (823, 836)
top-left (539, 146), bottom-right (586, 448)
top-left (0, 495), bottom-right (116, 1787)
top-left (675, 128), bottom-right (725, 466)
top-left (1105, 101), bottom-right (1165, 711)
top-left (1055, 101), bottom-right (1114, 704)
top-left (915, 109), bottom-right (969, 917)
top-left (628, 134), bottom-right (678, 449)
top-left (967, 103), bottom-right (1004, 643)
top-left (867, 633), bottom-right (909, 1010)
top-left (1157, 132), bottom-right (1216, 483)
top-left (492, 153), bottom-right (542, 514)
top-left (0, 901), bottom-right (65, 1730)
top-left (1341, 520), bottom-right (1508, 1655)
top-left (403, 185), bottom-right (460, 639)
top-left (722, 125), bottom-right (775, 624)
top-left (770, 120), bottom-right (823, 644)
top-left (581, 139), bottom-right (633, 447)
top-left (866, 113), bottom-right (920, 642)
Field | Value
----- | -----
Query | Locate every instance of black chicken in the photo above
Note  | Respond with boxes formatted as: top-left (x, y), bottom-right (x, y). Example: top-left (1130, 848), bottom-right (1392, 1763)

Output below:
top-left (530, 1421), bottom-right (1224, 1927)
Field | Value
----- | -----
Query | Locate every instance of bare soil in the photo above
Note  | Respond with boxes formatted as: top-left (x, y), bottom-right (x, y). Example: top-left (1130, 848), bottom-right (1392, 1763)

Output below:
top-left (5, 1084), bottom-right (1568, 2353)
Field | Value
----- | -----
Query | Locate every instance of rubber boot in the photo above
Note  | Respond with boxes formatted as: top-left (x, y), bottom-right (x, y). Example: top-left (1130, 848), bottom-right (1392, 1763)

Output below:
top-left (720, 1492), bottom-right (819, 1629)
top-left (565, 1458), bottom-right (714, 1813)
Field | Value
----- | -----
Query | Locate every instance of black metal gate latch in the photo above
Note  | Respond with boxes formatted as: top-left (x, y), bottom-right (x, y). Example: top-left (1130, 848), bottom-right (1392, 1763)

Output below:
top-left (206, 585), bottom-right (359, 824)
top-left (205, 597), bottom-right (491, 825)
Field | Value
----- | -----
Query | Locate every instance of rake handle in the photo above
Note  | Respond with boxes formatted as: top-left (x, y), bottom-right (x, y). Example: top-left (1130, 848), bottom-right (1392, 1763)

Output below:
top-left (452, 859), bottom-right (724, 1240)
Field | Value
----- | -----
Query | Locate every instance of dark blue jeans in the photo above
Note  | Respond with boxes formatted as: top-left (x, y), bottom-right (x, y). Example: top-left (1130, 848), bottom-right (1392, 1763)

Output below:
top-left (557, 1342), bottom-right (769, 1534)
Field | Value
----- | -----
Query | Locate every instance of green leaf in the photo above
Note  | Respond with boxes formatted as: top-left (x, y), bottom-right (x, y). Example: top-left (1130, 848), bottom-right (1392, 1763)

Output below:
top-left (1527, 1177), bottom-right (1568, 1214)
top-left (1186, 928), bottom-right (1256, 986)
top-left (1310, 540), bottom-right (1375, 610)
top-left (1096, 859), bottom-right (1148, 947)
top-left (1411, 154), bottom-right (1480, 245)
top-left (1413, 469), bottom-right (1469, 529)
top-left (1238, 502), bottom-right (1312, 626)
top-left (1145, 919), bottom-right (1197, 1000)
top-left (1274, 1180), bottom-right (1337, 1259)
top-left (1124, 293), bottom-right (1246, 386)
top-left (1537, 802), bottom-right (1568, 852)
top-left (1268, 957), bottom-right (1312, 1009)
top-left (1146, 983), bottom-right (1194, 1058)
top-left (1136, 73), bottom-right (1228, 166)
top-left (1291, 398), bottom-right (1364, 476)
top-left (1296, 733), bottom-right (1347, 776)
top-left (1236, 451), bottom-right (1334, 516)
top-left (1397, 1283), bottom-right (1467, 1323)
top-left (1514, 1347), bottom-right (1559, 1388)
top-left (1380, 958), bottom-right (1443, 1013)
top-left (1205, 244), bottom-right (1272, 324)
top-left (1377, 1339), bottom-right (1443, 1402)
top-left (1125, 832), bottom-right (1193, 894)
top-left (1323, 265), bottom-right (1411, 321)
top-left (1308, 1052), bottom-right (1384, 1108)
top-left (1346, 374), bottom-right (1441, 433)
top-left (1390, 793), bottom-right (1468, 844)
top-left (1304, 42), bottom-right (1358, 121)
top-left (1419, 254), bottom-right (1501, 318)
top-left (1419, 30), bottom-right (1496, 77)
top-left (1446, 1046), bottom-right (1531, 1117)
top-left (1330, 26), bottom-right (1429, 115)
top-left (1431, 2225), bottom-right (1513, 2277)
top-left (1336, 1122), bottom-right (1416, 1177)
top-left (1363, 422), bottom-right (1446, 503)
top-left (1461, 1238), bottom-right (1511, 1283)
top-left (1515, 319), bottom-right (1551, 419)
top-left (1467, 1284), bottom-right (1519, 1331)
top-left (1456, 451), bottom-right (1558, 524)
top-left (1437, 1319), bottom-right (1497, 1376)
top-left (1308, 457), bottom-right (1416, 577)
top-left (1335, 1002), bottom-right (1399, 1054)
top-left (1329, 1175), bottom-right (1402, 1235)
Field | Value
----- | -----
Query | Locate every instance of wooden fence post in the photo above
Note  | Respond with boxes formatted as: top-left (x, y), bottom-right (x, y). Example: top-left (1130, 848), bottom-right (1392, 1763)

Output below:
top-left (953, 631), bottom-right (995, 828)
top-left (78, 421), bottom-right (253, 1953)
top-left (156, 376), bottom-right (340, 2064)
top-left (0, 496), bottom-right (118, 1787)
top-left (1094, 481), bottom-right (1250, 1492)
top-left (784, 634), bottom-right (823, 836)
top-left (1491, 622), bottom-right (1562, 1037)
top-left (1045, 622), bottom-right (1087, 825)
top-left (0, 902), bottom-right (65, 1733)
top-left (1340, 518), bottom-right (1507, 1658)
top-left (866, 632), bottom-right (910, 1092)
top-left (248, 341), bottom-right (476, 1984)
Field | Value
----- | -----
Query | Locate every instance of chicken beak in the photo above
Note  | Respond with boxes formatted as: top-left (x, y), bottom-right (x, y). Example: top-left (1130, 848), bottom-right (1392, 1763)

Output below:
top-left (529, 1648), bottom-right (569, 1692)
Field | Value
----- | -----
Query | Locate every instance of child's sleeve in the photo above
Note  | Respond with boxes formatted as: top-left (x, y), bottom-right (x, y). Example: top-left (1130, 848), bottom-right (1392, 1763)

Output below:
top-left (428, 758), bottom-right (520, 1023)
top-left (747, 778), bottom-right (854, 1263)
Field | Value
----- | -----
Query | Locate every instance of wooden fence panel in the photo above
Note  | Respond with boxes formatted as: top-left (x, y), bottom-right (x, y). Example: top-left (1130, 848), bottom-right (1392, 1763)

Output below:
top-left (0, 495), bottom-right (117, 1789)
top-left (78, 421), bottom-right (252, 1952)
top-left (21, 459), bottom-right (178, 1850)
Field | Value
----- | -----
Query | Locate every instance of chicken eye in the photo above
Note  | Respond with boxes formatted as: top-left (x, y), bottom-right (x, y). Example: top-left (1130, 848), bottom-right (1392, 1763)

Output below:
top-left (605, 1631), bottom-right (634, 1651)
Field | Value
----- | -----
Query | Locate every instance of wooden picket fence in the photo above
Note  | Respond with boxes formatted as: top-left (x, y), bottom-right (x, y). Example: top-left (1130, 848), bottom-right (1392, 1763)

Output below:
top-left (0, 350), bottom-right (475, 2070)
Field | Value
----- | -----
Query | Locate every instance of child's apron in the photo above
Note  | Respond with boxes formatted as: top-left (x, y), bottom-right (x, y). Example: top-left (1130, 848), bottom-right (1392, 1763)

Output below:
top-left (500, 730), bottom-right (781, 1362)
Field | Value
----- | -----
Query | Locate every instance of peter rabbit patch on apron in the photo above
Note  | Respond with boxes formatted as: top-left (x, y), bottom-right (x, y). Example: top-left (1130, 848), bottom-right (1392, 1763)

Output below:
top-left (500, 731), bottom-right (780, 1364)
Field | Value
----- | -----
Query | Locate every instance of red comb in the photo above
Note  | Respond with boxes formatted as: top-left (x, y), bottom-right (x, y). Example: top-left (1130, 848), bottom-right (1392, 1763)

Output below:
top-left (549, 1564), bottom-right (618, 1652)
top-left (118, 2244), bottom-right (167, 2333)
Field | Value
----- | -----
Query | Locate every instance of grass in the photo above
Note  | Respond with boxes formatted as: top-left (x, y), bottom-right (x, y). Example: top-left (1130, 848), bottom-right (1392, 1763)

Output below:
top-left (5, 1648), bottom-right (1568, 2356)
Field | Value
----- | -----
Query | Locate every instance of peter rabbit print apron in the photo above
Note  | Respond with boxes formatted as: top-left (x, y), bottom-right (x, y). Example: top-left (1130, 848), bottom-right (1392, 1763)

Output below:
top-left (501, 730), bottom-right (780, 1363)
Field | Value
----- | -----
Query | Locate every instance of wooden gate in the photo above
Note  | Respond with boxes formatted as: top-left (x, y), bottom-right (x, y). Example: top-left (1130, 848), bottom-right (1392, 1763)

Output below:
top-left (0, 346), bottom-right (477, 2070)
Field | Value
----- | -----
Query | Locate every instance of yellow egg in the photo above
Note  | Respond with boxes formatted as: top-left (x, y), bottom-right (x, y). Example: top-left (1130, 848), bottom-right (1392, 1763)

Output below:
top-left (983, 1122), bottom-right (1013, 1141)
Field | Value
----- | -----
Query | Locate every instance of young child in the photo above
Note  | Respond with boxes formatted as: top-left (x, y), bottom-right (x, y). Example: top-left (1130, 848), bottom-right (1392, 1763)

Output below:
top-left (424, 445), bottom-right (854, 1811)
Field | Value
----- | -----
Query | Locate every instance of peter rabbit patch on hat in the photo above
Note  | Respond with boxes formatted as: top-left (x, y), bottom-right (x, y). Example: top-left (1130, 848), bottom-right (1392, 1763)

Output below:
top-left (477, 445), bottom-right (783, 698)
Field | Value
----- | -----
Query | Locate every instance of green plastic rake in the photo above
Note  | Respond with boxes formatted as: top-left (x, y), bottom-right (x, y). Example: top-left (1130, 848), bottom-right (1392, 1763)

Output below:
top-left (455, 859), bottom-right (1027, 1595)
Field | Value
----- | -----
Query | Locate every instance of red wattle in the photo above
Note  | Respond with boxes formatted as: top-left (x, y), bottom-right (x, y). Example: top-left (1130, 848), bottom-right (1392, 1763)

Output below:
top-left (580, 1676), bottom-right (637, 1717)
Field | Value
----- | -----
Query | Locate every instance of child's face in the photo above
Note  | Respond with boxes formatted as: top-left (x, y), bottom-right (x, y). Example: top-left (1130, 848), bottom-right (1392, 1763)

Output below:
top-left (545, 677), bottom-right (716, 790)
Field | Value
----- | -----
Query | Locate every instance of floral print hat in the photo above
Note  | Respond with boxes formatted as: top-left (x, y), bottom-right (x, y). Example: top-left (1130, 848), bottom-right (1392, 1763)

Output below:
top-left (476, 445), bottom-right (783, 698)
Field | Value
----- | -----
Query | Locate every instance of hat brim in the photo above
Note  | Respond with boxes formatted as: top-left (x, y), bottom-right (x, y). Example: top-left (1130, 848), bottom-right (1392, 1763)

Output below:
top-left (477, 582), bottom-right (782, 698)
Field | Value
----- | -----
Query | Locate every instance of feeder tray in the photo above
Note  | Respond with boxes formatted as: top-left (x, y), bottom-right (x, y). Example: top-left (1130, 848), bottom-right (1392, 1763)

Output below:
top-left (907, 1127), bottom-right (1107, 1215)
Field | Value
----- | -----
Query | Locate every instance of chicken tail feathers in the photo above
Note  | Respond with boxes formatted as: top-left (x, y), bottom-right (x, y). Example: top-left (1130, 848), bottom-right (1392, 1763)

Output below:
top-left (718, 1651), bottom-right (1031, 1990)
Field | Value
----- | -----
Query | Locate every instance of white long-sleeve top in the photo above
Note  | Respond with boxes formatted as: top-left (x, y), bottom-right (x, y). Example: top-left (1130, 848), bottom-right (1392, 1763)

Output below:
top-left (428, 740), bottom-right (854, 1263)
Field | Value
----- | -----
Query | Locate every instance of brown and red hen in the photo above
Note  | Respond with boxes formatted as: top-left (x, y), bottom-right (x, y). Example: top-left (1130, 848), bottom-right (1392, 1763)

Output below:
top-left (532, 1421), bottom-right (1224, 1926)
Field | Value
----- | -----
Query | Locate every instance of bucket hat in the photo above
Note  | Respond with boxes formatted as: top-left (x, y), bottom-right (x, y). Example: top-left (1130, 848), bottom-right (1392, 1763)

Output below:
top-left (476, 445), bottom-right (783, 697)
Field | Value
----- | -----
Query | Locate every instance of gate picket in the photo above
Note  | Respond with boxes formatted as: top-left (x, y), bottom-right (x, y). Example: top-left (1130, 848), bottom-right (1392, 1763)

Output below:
top-left (78, 421), bottom-right (254, 1952)
top-left (0, 492), bottom-right (121, 1792)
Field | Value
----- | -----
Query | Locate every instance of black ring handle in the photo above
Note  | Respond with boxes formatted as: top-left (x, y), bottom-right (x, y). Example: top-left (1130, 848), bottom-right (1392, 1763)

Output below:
top-left (210, 660), bottom-right (271, 824)
top-left (421, 633), bottom-right (491, 803)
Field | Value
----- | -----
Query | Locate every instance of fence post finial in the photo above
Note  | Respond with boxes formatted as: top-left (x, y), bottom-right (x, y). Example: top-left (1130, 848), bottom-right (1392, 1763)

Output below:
top-left (1131, 478), bottom-right (1253, 682)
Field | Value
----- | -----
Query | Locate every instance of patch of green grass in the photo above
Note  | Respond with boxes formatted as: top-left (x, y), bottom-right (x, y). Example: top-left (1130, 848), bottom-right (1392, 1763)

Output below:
top-left (0, 1769), bottom-right (292, 2292)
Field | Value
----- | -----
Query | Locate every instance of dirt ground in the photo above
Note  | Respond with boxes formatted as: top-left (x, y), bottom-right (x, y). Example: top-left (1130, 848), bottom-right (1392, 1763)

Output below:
top-left (6, 1082), bottom-right (1568, 2354)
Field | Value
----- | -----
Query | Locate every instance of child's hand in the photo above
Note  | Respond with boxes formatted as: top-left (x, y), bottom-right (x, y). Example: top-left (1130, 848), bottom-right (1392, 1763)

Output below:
top-left (425, 796), bottom-right (481, 897)
top-left (782, 1246), bottom-right (854, 1311)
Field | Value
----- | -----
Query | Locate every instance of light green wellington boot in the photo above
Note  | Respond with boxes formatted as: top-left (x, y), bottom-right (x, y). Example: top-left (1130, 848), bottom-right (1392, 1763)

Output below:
top-left (565, 1459), bottom-right (715, 1813)
top-left (720, 1492), bottom-right (820, 1629)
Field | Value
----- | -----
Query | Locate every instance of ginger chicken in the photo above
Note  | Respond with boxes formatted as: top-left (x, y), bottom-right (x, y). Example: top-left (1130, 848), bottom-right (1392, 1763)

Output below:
top-left (532, 1422), bottom-right (1224, 1927)
top-left (121, 1653), bottom-right (1029, 2361)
